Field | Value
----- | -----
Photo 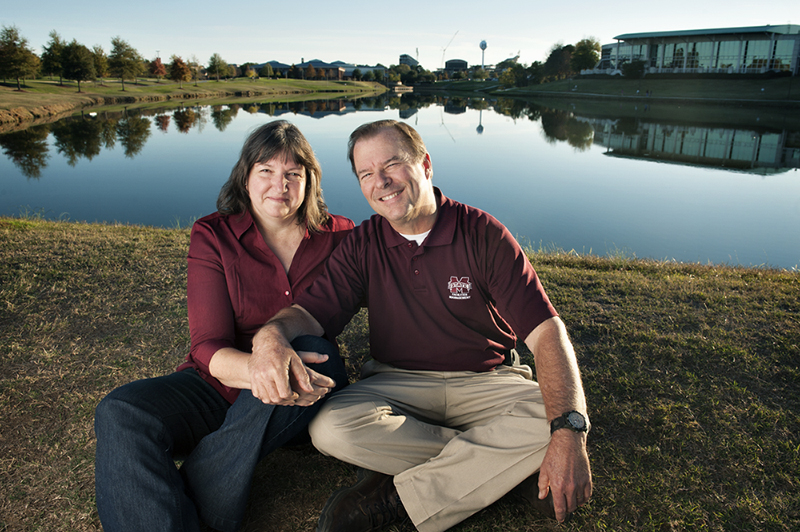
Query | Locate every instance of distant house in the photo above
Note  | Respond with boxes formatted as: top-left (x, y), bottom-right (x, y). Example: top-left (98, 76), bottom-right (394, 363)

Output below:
top-left (296, 59), bottom-right (345, 80)
top-left (254, 61), bottom-right (291, 77)
top-left (588, 24), bottom-right (800, 76)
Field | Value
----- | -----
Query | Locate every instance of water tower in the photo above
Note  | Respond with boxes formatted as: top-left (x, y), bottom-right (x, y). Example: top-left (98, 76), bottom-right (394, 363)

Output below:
top-left (479, 40), bottom-right (487, 70)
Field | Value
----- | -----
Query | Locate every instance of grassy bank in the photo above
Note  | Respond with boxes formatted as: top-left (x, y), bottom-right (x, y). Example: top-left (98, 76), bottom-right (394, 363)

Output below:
top-left (1, 218), bottom-right (798, 532)
top-left (0, 78), bottom-right (386, 124)
top-left (433, 77), bottom-right (800, 105)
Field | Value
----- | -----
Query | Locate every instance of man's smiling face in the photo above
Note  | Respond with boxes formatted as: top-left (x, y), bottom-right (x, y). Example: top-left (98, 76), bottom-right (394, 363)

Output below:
top-left (353, 128), bottom-right (437, 235)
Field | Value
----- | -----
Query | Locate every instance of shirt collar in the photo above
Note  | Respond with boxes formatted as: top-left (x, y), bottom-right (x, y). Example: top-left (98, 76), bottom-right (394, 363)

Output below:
top-left (229, 209), bottom-right (256, 240)
top-left (379, 187), bottom-right (456, 248)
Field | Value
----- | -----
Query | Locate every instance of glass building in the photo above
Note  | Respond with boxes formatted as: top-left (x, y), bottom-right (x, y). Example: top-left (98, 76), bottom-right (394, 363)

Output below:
top-left (591, 25), bottom-right (800, 76)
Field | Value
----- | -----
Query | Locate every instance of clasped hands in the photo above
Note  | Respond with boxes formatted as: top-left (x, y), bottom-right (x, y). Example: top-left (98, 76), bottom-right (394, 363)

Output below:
top-left (248, 343), bottom-right (336, 407)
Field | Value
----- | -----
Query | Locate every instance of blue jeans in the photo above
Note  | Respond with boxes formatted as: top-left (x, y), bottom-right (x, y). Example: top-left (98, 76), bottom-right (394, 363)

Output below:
top-left (94, 336), bottom-right (347, 532)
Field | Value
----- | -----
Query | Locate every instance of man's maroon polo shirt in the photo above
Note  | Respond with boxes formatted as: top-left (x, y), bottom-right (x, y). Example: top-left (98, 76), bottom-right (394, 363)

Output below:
top-left (294, 189), bottom-right (558, 372)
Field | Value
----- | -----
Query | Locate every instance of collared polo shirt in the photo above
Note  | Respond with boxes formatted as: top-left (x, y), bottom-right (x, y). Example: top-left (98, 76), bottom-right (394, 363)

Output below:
top-left (178, 210), bottom-right (354, 403)
top-left (295, 189), bottom-right (557, 373)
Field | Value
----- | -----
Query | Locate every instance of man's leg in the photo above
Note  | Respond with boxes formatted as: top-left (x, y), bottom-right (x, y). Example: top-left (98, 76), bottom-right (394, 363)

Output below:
top-left (394, 366), bottom-right (550, 532)
top-left (309, 360), bottom-right (460, 475)
top-left (181, 336), bottom-right (347, 532)
top-left (94, 369), bottom-right (229, 532)
top-left (310, 362), bottom-right (550, 532)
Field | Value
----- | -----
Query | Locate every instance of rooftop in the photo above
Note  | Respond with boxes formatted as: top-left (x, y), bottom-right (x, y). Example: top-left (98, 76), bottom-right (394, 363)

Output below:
top-left (614, 24), bottom-right (800, 41)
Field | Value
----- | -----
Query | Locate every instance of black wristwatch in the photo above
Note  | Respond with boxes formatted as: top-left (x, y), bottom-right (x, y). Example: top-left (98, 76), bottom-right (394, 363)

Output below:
top-left (550, 411), bottom-right (590, 434)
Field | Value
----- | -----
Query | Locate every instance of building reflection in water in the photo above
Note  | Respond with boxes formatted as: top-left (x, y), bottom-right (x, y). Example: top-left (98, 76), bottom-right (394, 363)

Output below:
top-left (586, 118), bottom-right (800, 174)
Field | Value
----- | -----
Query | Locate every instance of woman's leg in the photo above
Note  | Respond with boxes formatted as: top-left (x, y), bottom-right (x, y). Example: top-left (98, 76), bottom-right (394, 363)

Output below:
top-left (180, 336), bottom-right (347, 532)
top-left (94, 369), bottom-right (230, 532)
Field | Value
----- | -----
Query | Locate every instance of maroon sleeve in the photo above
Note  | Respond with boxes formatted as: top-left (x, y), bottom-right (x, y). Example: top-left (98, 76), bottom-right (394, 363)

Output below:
top-left (185, 220), bottom-right (237, 376)
top-left (481, 213), bottom-right (558, 341)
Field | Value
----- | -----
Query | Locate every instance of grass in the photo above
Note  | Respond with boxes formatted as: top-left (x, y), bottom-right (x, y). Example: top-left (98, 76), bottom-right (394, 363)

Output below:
top-left (1, 217), bottom-right (799, 532)
top-left (436, 77), bottom-right (800, 103)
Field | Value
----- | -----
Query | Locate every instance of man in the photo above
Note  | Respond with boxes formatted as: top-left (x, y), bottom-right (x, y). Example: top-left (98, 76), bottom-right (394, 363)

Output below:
top-left (249, 120), bottom-right (592, 532)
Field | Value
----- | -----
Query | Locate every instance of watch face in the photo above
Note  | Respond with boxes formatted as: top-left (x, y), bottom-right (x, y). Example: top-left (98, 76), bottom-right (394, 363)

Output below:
top-left (567, 411), bottom-right (585, 430)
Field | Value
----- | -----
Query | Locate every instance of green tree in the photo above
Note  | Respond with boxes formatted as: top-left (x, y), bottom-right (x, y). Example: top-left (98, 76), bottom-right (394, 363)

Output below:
top-left (109, 37), bottom-right (143, 91)
top-left (41, 30), bottom-right (65, 84)
top-left (61, 40), bottom-right (95, 92)
top-left (622, 59), bottom-right (647, 79)
top-left (207, 53), bottom-right (227, 81)
top-left (352, 68), bottom-right (362, 81)
top-left (149, 57), bottom-right (166, 82)
top-left (92, 45), bottom-right (109, 84)
top-left (571, 38), bottom-right (601, 72)
top-left (544, 43), bottom-right (575, 81)
top-left (259, 63), bottom-right (274, 79)
top-left (0, 26), bottom-right (40, 90)
top-left (246, 67), bottom-right (256, 81)
top-left (168, 55), bottom-right (191, 88)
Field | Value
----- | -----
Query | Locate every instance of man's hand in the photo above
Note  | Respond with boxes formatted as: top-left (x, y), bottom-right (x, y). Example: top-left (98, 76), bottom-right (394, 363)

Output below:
top-left (537, 430), bottom-right (592, 523)
top-left (248, 323), bottom-right (335, 406)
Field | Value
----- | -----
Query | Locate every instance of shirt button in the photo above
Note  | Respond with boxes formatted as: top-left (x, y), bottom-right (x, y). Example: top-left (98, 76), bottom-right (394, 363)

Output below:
top-left (407, 243), bottom-right (413, 248)
top-left (414, 269), bottom-right (420, 275)
top-left (284, 290), bottom-right (290, 296)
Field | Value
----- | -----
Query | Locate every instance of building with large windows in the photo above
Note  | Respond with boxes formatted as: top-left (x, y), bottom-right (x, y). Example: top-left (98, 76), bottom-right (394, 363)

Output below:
top-left (590, 25), bottom-right (800, 76)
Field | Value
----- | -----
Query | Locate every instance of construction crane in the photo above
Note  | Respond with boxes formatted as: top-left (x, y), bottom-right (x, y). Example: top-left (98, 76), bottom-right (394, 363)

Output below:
top-left (441, 30), bottom-right (459, 70)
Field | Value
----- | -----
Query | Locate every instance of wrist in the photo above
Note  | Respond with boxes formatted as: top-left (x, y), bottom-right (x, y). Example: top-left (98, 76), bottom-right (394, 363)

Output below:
top-left (550, 410), bottom-right (590, 435)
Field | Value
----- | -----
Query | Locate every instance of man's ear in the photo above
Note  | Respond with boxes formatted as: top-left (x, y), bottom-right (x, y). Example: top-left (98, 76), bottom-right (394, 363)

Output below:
top-left (423, 153), bottom-right (433, 179)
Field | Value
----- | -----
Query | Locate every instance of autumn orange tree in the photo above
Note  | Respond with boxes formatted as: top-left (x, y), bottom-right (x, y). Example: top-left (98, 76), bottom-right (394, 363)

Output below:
top-left (149, 57), bottom-right (166, 82)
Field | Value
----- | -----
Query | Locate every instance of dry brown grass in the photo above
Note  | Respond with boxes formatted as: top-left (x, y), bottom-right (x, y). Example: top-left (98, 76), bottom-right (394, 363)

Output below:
top-left (2, 218), bottom-right (798, 532)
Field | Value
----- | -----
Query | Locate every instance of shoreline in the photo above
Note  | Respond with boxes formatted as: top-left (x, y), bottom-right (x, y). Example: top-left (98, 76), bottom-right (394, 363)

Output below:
top-left (3, 216), bottom-right (795, 272)
top-left (0, 80), bottom-right (386, 126)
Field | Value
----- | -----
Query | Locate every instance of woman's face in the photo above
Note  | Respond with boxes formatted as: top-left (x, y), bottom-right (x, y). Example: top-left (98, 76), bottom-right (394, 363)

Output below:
top-left (246, 153), bottom-right (307, 227)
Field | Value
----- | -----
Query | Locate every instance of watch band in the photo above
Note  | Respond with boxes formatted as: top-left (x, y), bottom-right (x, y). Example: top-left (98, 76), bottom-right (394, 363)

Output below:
top-left (550, 411), bottom-right (590, 434)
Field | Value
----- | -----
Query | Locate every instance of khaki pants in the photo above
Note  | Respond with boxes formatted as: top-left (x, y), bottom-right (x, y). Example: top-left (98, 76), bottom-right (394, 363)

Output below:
top-left (309, 360), bottom-right (551, 532)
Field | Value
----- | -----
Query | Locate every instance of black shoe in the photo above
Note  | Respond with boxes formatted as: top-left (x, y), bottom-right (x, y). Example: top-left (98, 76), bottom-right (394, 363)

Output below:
top-left (510, 471), bottom-right (558, 520)
top-left (317, 469), bottom-right (408, 532)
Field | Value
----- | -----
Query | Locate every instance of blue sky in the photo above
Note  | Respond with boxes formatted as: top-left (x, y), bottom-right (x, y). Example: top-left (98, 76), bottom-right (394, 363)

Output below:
top-left (3, 1), bottom-right (797, 70)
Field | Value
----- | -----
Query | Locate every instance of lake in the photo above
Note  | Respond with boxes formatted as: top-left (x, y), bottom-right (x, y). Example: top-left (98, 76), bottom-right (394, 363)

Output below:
top-left (1, 93), bottom-right (799, 270)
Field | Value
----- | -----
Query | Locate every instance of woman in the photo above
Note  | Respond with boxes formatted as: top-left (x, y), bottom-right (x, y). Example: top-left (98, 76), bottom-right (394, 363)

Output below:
top-left (94, 120), bottom-right (354, 532)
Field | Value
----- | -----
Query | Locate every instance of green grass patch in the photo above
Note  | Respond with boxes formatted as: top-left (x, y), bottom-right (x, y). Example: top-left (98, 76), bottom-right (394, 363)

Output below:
top-left (1, 218), bottom-right (798, 531)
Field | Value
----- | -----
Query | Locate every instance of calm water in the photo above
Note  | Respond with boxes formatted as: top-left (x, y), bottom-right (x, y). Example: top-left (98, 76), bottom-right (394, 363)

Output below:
top-left (2, 94), bottom-right (799, 270)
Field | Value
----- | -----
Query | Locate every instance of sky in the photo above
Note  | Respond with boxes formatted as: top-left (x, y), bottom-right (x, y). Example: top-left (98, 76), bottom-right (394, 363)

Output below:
top-left (3, 1), bottom-right (798, 70)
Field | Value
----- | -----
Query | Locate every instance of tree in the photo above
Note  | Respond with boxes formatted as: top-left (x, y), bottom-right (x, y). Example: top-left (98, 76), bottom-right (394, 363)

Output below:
top-left (0, 25), bottom-right (40, 90)
top-left (188, 55), bottom-right (201, 86)
top-left (571, 38), bottom-right (601, 72)
top-left (149, 57), bottom-right (166, 82)
top-left (92, 45), bottom-right (109, 85)
top-left (259, 63), bottom-right (274, 79)
top-left (544, 43), bottom-right (575, 81)
top-left (41, 30), bottom-right (65, 84)
top-left (109, 37), bottom-right (143, 91)
top-left (246, 67), bottom-right (256, 81)
top-left (622, 60), bottom-right (647, 79)
top-left (61, 40), bottom-right (95, 92)
top-left (352, 68), bottom-right (362, 81)
top-left (207, 53), bottom-right (227, 81)
top-left (305, 64), bottom-right (317, 80)
top-left (168, 55), bottom-right (191, 88)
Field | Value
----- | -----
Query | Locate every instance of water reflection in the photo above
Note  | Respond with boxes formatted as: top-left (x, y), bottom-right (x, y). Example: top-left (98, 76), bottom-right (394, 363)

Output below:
top-left (1, 93), bottom-right (798, 268)
top-left (3, 94), bottom-right (798, 180)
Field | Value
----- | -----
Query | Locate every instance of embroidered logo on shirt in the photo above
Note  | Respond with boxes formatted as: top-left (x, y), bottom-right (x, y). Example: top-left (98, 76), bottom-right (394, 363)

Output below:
top-left (448, 276), bottom-right (472, 300)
